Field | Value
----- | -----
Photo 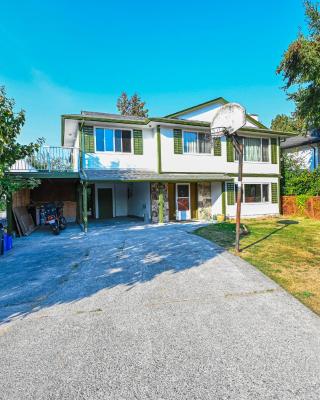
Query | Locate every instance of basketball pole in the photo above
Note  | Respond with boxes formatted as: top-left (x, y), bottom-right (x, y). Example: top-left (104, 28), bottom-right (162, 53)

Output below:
top-left (231, 134), bottom-right (243, 253)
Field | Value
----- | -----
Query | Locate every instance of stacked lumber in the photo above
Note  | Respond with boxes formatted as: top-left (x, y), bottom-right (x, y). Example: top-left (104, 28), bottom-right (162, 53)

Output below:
top-left (13, 207), bottom-right (36, 236)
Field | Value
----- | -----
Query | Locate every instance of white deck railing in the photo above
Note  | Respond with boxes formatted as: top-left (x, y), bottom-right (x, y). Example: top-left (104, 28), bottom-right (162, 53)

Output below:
top-left (10, 146), bottom-right (80, 173)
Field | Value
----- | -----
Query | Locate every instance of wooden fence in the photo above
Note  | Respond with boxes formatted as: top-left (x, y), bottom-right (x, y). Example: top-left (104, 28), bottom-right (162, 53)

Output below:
top-left (282, 196), bottom-right (320, 220)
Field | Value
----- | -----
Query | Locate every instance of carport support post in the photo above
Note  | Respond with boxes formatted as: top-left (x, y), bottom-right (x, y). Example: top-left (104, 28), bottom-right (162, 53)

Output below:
top-left (6, 193), bottom-right (13, 235)
top-left (82, 181), bottom-right (88, 233)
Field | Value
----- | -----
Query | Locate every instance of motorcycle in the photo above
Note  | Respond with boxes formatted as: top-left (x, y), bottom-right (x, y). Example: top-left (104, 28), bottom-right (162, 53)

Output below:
top-left (40, 202), bottom-right (67, 235)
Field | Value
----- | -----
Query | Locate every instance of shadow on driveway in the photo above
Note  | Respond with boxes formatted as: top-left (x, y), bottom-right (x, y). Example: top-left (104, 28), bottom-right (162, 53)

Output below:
top-left (0, 220), bottom-right (221, 324)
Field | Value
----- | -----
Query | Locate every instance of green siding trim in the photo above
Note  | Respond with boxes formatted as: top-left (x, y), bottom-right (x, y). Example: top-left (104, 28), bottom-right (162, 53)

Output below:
top-left (157, 125), bottom-right (162, 173)
top-left (158, 190), bottom-right (164, 223)
top-left (83, 125), bottom-right (94, 153)
top-left (62, 114), bottom-right (149, 125)
top-left (9, 172), bottom-right (80, 179)
top-left (271, 138), bottom-right (278, 164)
top-left (213, 137), bottom-right (222, 156)
top-left (133, 129), bottom-right (143, 155)
top-left (271, 182), bottom-right (278, 203)
top-left (226, 181), bottom-right (235, 205)
top-left (221, 182), bottom-right (226, 215)
top-left (173, 129), bottom-right (183, 154)
top-left (226, 137), bottom-right (234, 162)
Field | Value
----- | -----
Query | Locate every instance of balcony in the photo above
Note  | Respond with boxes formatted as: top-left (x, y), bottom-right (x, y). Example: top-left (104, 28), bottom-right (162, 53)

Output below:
top-left (10, 146), bottom-right (80, 173)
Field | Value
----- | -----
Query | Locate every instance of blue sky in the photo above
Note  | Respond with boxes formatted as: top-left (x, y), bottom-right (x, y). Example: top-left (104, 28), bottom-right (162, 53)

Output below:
top-left (1, 0), bottom-right (306, 145)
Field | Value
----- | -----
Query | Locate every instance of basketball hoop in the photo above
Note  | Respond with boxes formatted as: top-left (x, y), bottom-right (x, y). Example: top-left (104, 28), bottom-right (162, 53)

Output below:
top-left (210, 127), bottom-right (227, 138)
top-left (210, 103), bottom-right (246, 137)
top-left (209, 102), bottom-right (247, 253)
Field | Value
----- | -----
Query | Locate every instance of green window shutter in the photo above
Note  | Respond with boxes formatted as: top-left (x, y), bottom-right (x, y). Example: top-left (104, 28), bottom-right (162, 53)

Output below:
top-left (213, 137), bottom-right (222, 156)
top-left (83, 126), bottom-right (94, 153)
top-left (227, 137), bottom-right (234, 162)
top-left (226, 182), bottom-right (235, 205)
top-left (271, 183), bottom-right (278, 203)
top-left (271, 138), bottom-right (278, 164)
top-left (173, 129), bottom-right (183, 154)
top-left (133, 129), bottom-right (143, 155)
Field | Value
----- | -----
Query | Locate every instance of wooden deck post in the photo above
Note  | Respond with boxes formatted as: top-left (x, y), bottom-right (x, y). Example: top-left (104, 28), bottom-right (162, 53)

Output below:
top-left (82, 181), bottom-right (88, 233)
top-left (6, 194), bottom-right (13, 235)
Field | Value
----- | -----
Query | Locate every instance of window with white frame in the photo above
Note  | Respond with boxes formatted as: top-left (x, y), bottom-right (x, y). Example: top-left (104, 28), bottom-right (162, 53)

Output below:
top-left (244, 183), bottom-right (269, 203)
top-left (235, 137), bottom-right (270, 162)
top-left (183, 131), bottom-right (211, 154)
top-left (95, 128), bottom-right (132, 153)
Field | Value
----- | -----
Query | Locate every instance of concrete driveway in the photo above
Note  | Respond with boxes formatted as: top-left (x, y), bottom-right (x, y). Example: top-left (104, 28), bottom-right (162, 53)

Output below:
top-left (0, 220), bottom-right (320, 400)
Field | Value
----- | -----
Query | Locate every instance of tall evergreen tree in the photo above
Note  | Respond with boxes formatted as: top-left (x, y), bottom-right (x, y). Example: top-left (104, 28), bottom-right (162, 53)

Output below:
top-left (116, 92), bottom-right (148, 117)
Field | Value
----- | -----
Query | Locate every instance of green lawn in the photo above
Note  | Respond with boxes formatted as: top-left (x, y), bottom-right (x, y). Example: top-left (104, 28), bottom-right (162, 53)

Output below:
top-left (195, 217), bottom-right (320, 315)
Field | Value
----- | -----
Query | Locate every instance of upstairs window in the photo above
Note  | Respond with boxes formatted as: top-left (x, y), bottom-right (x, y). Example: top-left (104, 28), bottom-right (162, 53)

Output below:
top-left (183, 131), bottom-right (211, 154)
top-left (95, 128), bottom-right (132, 153)
top-left (235, 137), bottom-right (270, 162)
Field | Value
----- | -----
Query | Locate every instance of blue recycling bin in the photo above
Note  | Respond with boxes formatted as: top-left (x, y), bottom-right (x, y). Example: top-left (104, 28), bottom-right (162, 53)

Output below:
top-left (3, 233), bottom-right (12, 252)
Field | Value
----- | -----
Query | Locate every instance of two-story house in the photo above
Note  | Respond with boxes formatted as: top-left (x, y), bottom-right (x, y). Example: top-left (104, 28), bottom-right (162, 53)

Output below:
top-left (9, 97), bottom-right (295, 233)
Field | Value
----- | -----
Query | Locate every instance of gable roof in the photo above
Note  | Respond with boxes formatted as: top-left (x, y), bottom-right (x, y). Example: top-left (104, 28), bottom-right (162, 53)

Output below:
top-left (164, 96), bottom-right (268, 130)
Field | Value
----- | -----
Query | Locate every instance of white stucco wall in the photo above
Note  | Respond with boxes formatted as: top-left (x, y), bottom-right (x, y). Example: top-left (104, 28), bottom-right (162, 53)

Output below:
top-left (128, 182), bottom-right (151, 219)
top-left (283, 146), bottom-right (312, 170)
top-left (160, 128), bottom-right (280, 175)
top-left (84, 127), bottom-right (157, 171)
top-left (177, 103), bottom-right (258, 128)
top-left (211, 182), bottom-right (223, 215)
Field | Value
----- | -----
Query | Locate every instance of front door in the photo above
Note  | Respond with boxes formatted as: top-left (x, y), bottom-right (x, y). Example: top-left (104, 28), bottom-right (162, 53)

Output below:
top-left (176, 183), bottom-right (190, 221)
top-left (98, 188), bottom-right (113, 219)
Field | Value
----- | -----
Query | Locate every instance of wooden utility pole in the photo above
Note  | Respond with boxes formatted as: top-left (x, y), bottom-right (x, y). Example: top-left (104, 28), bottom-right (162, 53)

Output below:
top-left (231, 134), bottom-right (243, 253)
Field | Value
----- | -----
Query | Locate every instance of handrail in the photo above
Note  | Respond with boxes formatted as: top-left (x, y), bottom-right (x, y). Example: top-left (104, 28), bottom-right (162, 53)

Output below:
top-left (10, 146), bottom-right (80, 172)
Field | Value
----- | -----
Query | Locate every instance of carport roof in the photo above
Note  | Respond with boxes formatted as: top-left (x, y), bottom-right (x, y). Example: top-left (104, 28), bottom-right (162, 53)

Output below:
top-left (81, 169), bottom-right (230, 182)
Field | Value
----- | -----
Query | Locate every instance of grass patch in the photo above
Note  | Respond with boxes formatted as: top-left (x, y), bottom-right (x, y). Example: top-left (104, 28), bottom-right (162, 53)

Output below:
top-left (195, 217), bottom-right (320, 315)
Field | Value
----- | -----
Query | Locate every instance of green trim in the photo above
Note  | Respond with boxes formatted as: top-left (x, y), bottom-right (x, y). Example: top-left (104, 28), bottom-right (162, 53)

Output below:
top-left (221, 182), bottom-right (226, 215)
top-left (157, 125), bottom-right (162, 173)
top-left (83, 125), bottom-right (94, 153)
top-left (9, 172), bottom-right (80, 179)
top-left (271, 182), bottom-right (278, 204)
top-left (156, 171), bottom-right (281, 178)
top-left (226, 181), bottom-right (235, 205)
top-left (271, 138), bottom-right (278, 164)
top-left (62, 114), bottom-right (149, 125)
top-left (133, 129), bottom-right (143, 155)
top-left (164, 96), bottom-right (268, 129)
top-left (213, 137), bottom-right (222, 156)
top-left (165, 97), bottom-right (227, 118)
top-left (226, 137), bottom-right (234, 162)
top-left (173, 128), bottom-right (183, 154)
top-left (240, 126), bottom-right (297, 137)
top-left (150, 117), bottom-right (209, 127)
top-left (158, 189), bottom-right (164, 223)
top-left (61, 117), bottom-right (65, 146)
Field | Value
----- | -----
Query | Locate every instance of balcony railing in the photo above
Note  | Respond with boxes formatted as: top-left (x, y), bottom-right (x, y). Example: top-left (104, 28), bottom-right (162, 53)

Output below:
top-left (10, 146), bottom-right (80, 173)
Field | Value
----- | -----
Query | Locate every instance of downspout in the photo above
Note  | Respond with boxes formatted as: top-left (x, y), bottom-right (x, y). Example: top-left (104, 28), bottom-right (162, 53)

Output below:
top-left (310, 145), bottom-right (317, 170)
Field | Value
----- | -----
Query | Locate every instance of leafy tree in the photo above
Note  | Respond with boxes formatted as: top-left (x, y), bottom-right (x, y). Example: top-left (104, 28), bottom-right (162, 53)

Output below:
top-left (0, 86), bottom-right (41, 206)
top-left (117, 92), bottom-right (148, 117)
top-left (277, 1), bottom-right (320, 131)
top-left (271, 114), bottom-right (305, 132)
